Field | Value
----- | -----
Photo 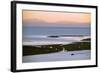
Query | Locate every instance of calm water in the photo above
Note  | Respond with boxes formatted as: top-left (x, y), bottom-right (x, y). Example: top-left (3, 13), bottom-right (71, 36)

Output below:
top-left (23, 26), bottom-right (90, 36)
top-left (23, 50), bottom-right (91, 63)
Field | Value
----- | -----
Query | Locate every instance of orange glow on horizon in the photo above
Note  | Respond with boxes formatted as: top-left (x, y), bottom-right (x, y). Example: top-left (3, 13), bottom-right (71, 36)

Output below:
top-left (23, 10), bottom-right (91, 25)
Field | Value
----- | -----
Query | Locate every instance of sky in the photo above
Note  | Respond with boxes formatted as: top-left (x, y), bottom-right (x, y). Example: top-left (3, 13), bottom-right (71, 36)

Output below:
top-left (22, 10), bottom-right (91, 27)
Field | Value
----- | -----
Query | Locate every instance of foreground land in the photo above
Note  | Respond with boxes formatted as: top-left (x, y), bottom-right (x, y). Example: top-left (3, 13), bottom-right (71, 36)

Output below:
top-left (23, 39), bottom-right (91, 56)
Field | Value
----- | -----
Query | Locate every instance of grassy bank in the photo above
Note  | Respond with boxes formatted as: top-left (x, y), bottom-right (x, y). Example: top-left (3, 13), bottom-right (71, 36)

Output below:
top-left (23, 45), bottom-right (62, 56)
top-left (23, 41), bottom-right (91, 56)
top-left (64, 42), bottom-right (90, 51)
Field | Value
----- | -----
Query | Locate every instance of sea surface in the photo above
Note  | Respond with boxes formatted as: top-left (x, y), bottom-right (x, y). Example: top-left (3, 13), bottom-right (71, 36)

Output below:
top-left (23, 26), bottom-right (90, 36)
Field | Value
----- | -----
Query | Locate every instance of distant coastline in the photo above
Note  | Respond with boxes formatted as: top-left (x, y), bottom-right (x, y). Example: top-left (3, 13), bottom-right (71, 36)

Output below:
top-left (48, 35), bottom-right (90, 38)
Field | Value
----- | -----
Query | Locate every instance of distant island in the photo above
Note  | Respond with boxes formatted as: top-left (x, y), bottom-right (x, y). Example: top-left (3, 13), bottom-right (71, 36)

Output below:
top-left (48, 35), bottom-right (59, 38)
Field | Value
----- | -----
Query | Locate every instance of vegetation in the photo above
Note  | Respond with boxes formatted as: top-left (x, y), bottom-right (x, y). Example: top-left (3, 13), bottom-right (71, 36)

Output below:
top-left (23, 45), bottom-right (62, 56)
top-left (64, 42), bottom-right (90, 51)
